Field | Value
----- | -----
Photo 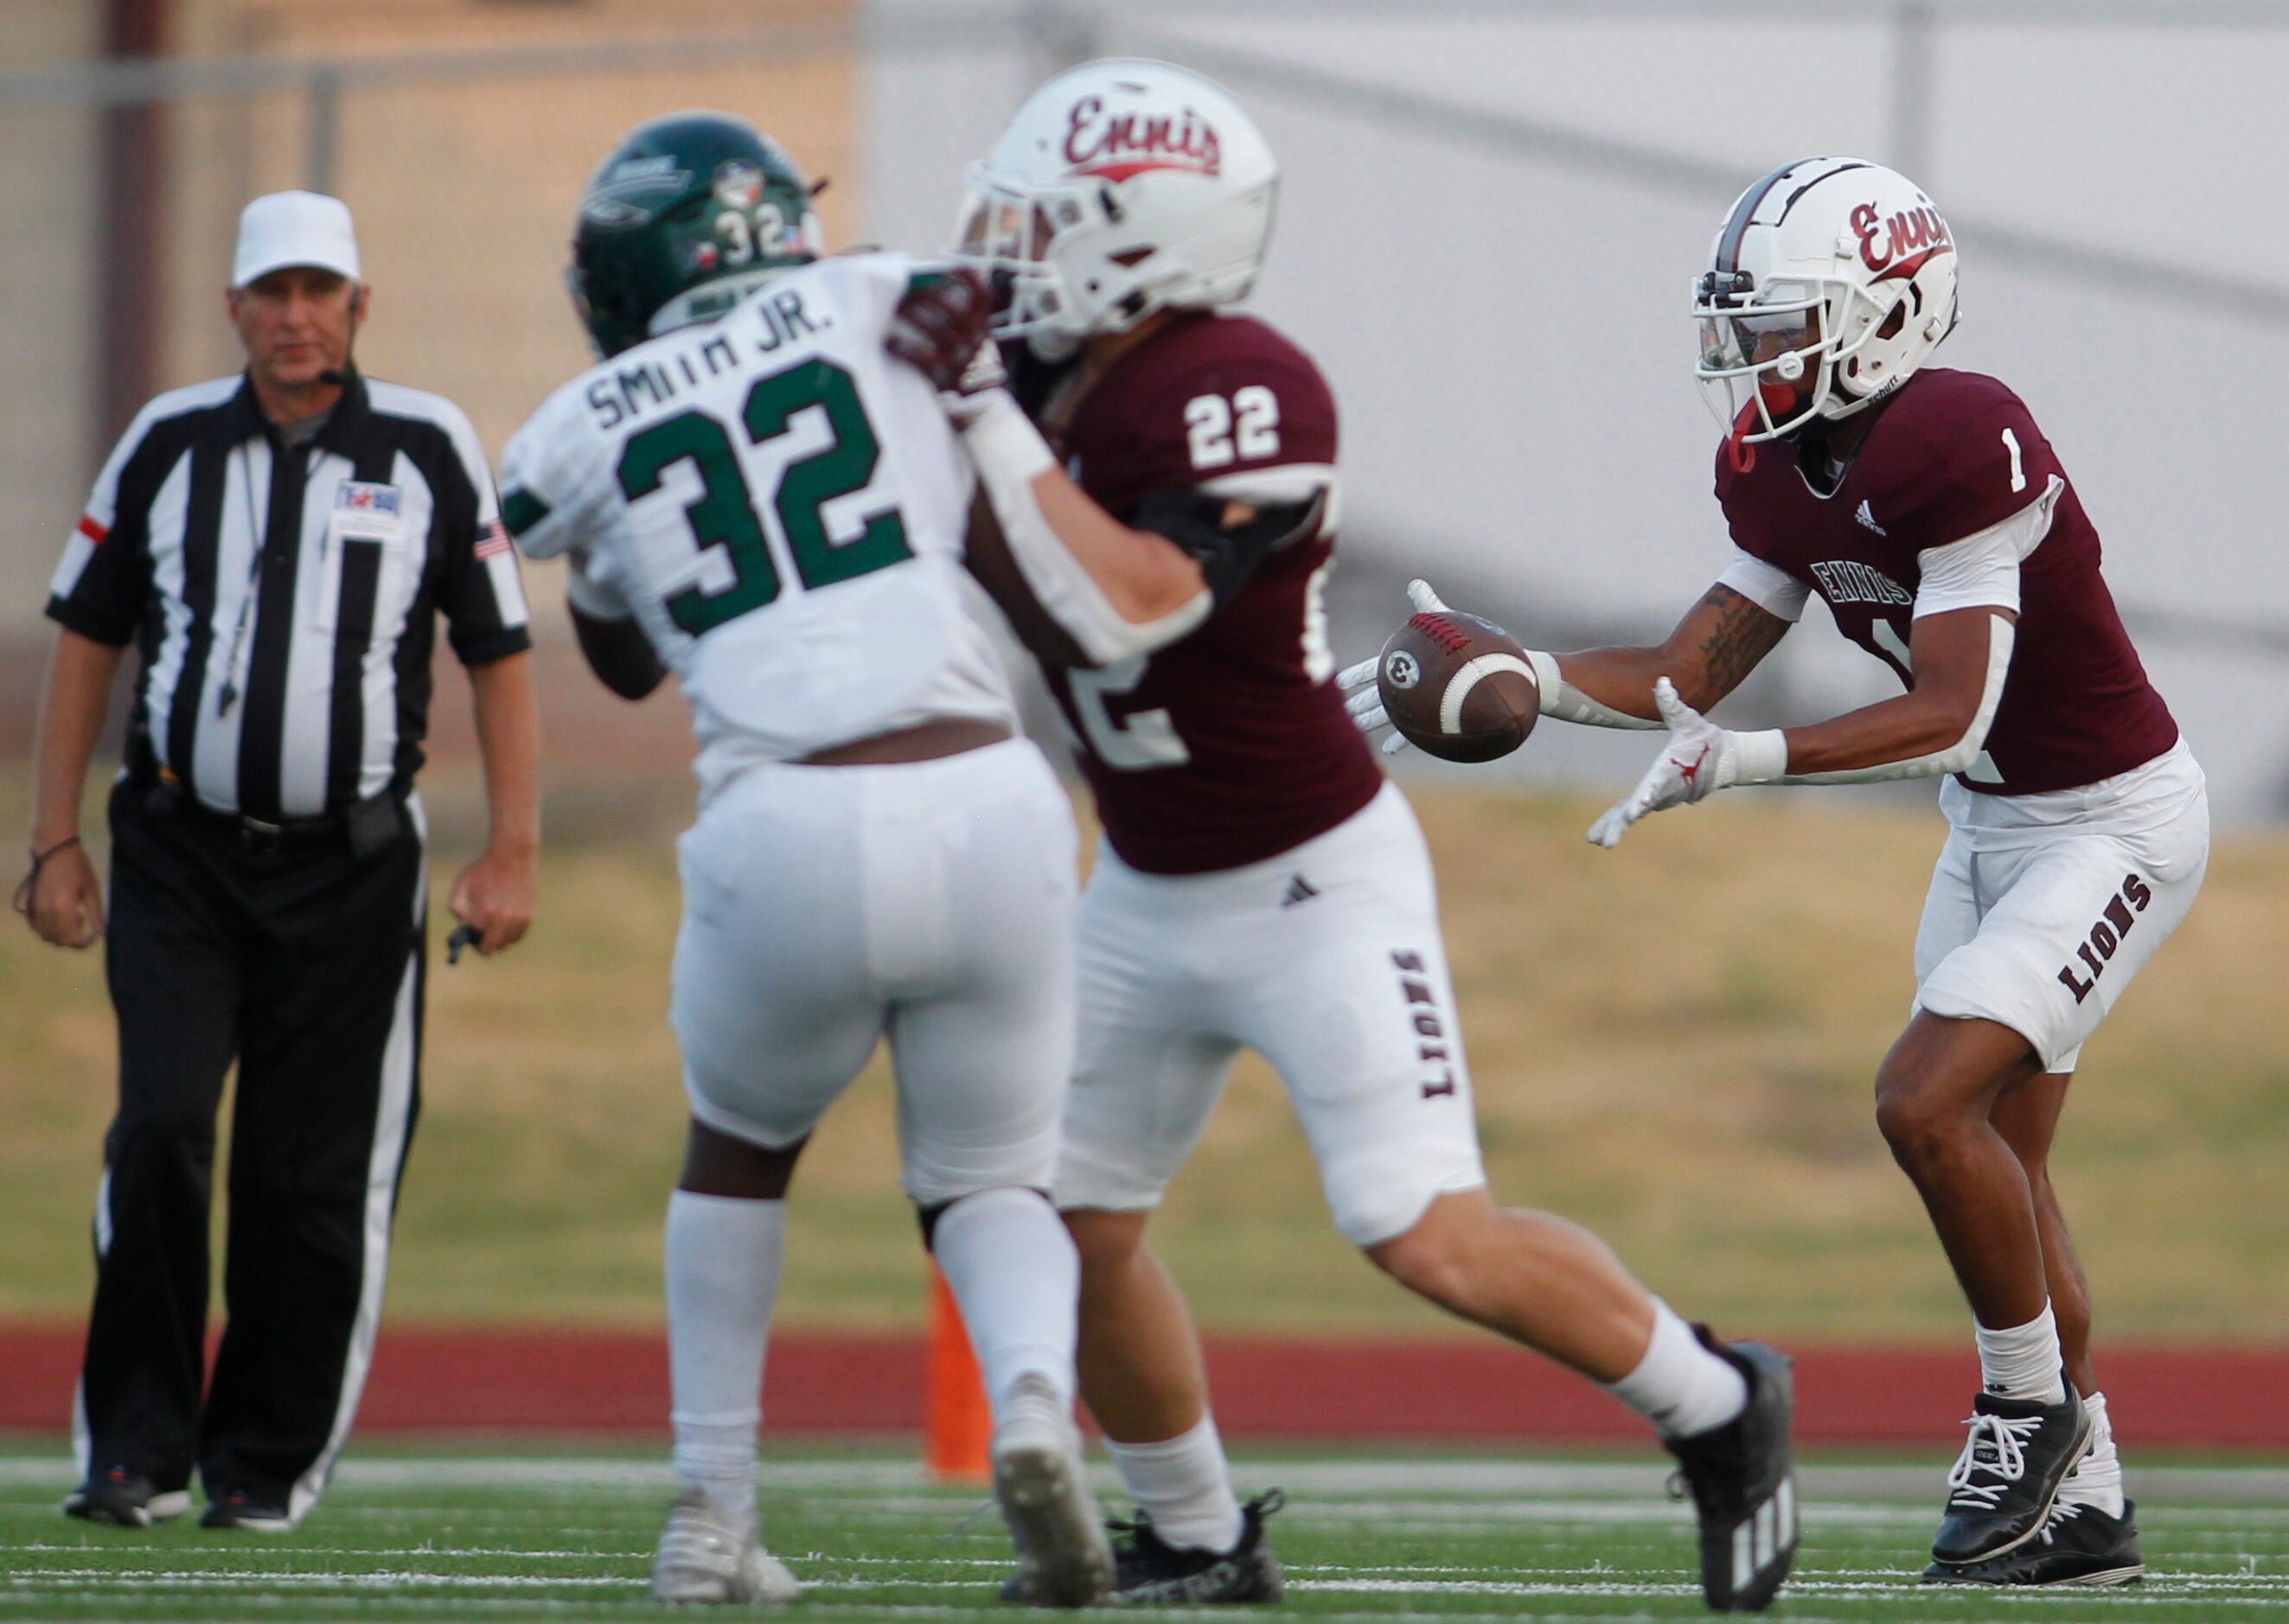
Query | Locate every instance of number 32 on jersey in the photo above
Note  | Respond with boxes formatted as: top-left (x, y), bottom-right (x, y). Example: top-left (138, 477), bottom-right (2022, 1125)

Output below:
top-left (617, 355), bottom-right (911, 636)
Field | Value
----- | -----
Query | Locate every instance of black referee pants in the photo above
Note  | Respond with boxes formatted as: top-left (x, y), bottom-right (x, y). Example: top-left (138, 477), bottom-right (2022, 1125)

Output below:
top-left (78, 777), bottom-right (426, 1514)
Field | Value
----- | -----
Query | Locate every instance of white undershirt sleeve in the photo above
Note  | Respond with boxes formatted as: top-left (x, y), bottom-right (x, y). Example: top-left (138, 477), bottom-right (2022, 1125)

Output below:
top-left (1911, 476), bottom-right (2062, 619)
top-left (962, 392), bottom-right (1210, 665)
top-left (1522, 557), bottom-right (1804, 732)
top-left (1523, 649), bottom-right (1661, 730)
top-left (1716, 548), bottom-right (1813, 623)
top-left (1781, 613), bottom-right (2017, 784)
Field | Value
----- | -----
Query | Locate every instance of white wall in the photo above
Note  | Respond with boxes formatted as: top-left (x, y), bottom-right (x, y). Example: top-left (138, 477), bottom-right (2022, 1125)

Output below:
top-left (861, 3), bottom-right (2289, 822)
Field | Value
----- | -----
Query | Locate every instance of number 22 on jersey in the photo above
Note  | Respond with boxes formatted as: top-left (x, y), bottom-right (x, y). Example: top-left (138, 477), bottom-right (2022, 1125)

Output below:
top-left (1184, 386), bottom-right (1279, 470)
top-left (1065, 559), bottom-right (1337, 771)
top-left (616, 355), bottom-right (913, 636)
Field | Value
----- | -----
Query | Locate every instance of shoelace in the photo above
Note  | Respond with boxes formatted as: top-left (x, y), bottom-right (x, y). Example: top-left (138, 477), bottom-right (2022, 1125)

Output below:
top-left (2033, 1498), bottom-right (2092, 1545)
top-left (1945, 1411), bottom-right (2046, 1509)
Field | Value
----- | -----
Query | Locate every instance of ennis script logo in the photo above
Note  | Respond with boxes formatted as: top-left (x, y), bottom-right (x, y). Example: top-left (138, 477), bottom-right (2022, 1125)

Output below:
top-left (1851, 201), bottom-right (1953, 282)
top-left (1064, 95), bottom-right (1222, 182)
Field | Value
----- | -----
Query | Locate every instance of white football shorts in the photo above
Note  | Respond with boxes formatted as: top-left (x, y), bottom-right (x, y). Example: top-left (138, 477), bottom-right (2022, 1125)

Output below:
top-left (1915, 738), bottom-right (2208, 1073)
top-left (671, 737), bottom-right (1078, 1205)
top-left (1053, 781), bottom-right (1488, 1247)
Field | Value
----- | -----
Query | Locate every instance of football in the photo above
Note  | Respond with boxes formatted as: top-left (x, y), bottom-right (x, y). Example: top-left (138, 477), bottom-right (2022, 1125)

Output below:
top-left (1375, 611), bottom-right (1540, 763)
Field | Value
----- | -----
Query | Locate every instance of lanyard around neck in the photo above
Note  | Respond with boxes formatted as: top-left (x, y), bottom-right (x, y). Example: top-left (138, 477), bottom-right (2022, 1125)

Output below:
top-left (215, 433), bottom-right (308, 719)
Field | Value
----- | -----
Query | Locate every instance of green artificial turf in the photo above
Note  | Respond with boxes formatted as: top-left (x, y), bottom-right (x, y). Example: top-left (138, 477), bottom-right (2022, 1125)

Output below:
top-left (3, 1443), bottom-right (2286, 1621)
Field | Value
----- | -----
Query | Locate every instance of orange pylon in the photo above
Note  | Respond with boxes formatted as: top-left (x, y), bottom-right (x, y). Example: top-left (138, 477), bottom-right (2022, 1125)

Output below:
top-left (925, 1265), bottom-right (991, 1482)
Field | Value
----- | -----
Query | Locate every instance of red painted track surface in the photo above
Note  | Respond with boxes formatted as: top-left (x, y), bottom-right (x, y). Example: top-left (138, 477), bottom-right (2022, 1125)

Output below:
top-left (4, 1325), bottom-right (2286, 1448)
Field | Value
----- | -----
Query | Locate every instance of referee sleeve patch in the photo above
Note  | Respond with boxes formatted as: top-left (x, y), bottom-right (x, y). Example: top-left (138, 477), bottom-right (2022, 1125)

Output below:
top-left (502, 486), bottom-right (552, 538)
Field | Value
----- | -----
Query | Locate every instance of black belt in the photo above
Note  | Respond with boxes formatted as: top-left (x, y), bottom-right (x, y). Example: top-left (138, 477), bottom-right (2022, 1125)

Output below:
top-left (166, 790), bottom-right (352, 854)
top-left (126, 741), bottom-right (407, 857)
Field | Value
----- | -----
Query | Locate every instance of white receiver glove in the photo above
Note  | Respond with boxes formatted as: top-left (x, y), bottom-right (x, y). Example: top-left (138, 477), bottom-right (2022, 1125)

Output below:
top-left (1337, 579), bottom-right (1452, 756)
top-left (1587, 678), bottom-right (1787, 848)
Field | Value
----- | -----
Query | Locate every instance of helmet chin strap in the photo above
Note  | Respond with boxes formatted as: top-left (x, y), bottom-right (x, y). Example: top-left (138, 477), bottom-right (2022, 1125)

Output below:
top-left (1730, 377), bottom-right (1813, 474)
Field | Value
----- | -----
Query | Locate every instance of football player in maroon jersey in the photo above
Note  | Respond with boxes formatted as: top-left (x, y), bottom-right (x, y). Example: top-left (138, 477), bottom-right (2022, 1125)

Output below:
top-left (905, 59), bottom-right (1797, 1613)
top-left (1350, 157), bottom-right (2204, 1589)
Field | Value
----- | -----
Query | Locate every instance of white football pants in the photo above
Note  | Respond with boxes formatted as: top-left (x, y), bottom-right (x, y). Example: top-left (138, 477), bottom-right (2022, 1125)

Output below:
top-left (1916, 738), bottom-right (2208, 1072)
top-left (671, 738), bottom-right (1078, 1203)
top-left (1052, 781), bottom-right (1489, 1246)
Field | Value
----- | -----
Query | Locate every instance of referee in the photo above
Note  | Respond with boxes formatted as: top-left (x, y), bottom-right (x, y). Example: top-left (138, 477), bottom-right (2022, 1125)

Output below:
top-left (20, 191), bottom-right (538, 1531)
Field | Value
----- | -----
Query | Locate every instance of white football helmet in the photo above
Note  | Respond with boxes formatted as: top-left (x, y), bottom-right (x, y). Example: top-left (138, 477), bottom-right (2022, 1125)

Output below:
top-left (1694, 157), bottom-right (1960, 444)
top-left (955, 59), bottom-right (1277, 361)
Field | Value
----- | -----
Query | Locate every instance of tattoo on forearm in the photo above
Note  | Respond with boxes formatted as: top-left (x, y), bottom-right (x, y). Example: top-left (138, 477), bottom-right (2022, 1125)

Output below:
top-left (1695, 585), bottom-right (1787, 700)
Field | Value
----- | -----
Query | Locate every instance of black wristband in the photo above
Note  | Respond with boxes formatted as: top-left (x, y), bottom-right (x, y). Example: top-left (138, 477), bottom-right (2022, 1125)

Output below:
top-left (12, 834), bottom-right (82, 918)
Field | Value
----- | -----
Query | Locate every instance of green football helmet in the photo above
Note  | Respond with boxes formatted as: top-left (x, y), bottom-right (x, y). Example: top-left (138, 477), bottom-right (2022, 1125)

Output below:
top-left (569, 111), bottom-right (823, 359)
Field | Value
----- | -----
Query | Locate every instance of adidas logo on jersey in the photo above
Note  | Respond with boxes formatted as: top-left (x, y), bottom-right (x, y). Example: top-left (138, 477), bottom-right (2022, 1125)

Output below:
top-left (1281, 873), bottom-right (1319, 907)
top-left (1854, 499), bottom-right (1888, 536)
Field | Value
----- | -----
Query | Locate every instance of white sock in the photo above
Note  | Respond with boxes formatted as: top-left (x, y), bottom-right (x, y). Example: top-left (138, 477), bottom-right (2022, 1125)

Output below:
top-left (1974, 1303), bottom-right (2068, 1404)
top-left (932, 1186), bottom-right (1079, 1412)
top-left (2057, 1390), bottom-right (2126, 1517)
top-left (1108, 1416), bottom-right (1245, 1553)
top-left (665, 1191), bottom-right (786, 1524)
top-left (1606, 1300), bottom-right (1749, 1440)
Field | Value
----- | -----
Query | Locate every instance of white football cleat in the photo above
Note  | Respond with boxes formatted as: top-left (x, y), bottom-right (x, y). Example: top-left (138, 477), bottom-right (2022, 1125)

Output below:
top-left (992, 1372), bottom-right (1113, 1608)
top-left (650, 1485), bottom-right (799, 1606)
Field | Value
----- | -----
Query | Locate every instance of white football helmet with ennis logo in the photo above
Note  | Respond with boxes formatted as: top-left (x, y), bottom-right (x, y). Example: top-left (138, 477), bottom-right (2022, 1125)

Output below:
top-left (1694, 157), bottom-right (1961, 444)
top-left (956, 58), bottom-right (1278, 361)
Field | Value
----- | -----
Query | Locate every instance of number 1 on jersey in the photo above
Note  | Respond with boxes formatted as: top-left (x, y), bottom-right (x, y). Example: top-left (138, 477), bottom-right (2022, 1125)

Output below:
top-left (2001, 426), bottom-right (2026, 494)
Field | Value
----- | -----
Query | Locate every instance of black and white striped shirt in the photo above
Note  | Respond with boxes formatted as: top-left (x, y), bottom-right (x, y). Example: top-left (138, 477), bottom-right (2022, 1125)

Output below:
top-left (47, 370), bottom-right (531, 822)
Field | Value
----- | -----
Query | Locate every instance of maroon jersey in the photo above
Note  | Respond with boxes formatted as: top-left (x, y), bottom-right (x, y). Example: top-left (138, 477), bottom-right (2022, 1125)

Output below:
top-left (1716, 368), bottom-right (2177, 796)
top-left (1033, 311), bottom-right (1383, 873)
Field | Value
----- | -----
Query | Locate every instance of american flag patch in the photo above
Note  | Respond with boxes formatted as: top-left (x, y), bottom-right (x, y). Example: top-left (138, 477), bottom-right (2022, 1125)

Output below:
top-left (476, 519), bottom-right (513, 560)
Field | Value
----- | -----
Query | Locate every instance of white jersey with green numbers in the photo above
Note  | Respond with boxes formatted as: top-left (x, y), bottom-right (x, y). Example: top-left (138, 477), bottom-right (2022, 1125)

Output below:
top-left (500, 252), bottom-right (1016, 792)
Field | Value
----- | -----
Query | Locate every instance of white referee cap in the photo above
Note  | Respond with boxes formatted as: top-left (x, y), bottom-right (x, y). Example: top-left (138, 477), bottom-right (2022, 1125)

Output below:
top-left (233, 190), bottom-right (361, 288)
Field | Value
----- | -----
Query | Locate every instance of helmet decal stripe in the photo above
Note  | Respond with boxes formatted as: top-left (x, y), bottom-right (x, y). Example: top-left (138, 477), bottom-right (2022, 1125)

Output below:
top-left (1717, 158), bottom-right (1875, 273)
top-left (1775, 161), bottom-right (1870, 226)
top-left (1715, 161), bottom-right (1804, 274)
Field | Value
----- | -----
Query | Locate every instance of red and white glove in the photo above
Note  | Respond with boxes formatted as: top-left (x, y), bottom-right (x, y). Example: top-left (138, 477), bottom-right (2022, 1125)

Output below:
top-left (1587, 678), bottom-right (1787, 848)
top-left (885, 269), bottom-right (1008, 429)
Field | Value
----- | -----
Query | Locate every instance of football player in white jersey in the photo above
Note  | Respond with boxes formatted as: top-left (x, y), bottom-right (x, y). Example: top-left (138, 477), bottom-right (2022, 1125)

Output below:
top-left (500, 112), bottom-right (1225, 1608)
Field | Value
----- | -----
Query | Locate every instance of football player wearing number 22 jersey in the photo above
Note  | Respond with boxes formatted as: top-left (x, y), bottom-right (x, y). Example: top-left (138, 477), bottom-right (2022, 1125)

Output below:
top-left (949, 61), bottom-right (1796, 1613)
top-left (1350, 158), bottom-right (2204, 1589)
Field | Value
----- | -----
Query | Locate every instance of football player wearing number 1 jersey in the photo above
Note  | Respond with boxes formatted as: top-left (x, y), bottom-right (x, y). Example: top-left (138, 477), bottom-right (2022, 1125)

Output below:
top-left (1348, 157), bottom-right (2204, 1589)
top-left (499, 112), bottom-right (1237, 1608)
top-left (946, 61), bottom-right (1797, 1613)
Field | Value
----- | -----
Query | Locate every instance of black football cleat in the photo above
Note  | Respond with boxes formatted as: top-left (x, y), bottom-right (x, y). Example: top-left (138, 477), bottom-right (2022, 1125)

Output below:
top-left (1107, 1491), bottom-right (1286, 1605)
top-left (62, 1465), bottom-right (191, 1528)
top-left (1923, 1497), bottom-right (2144, 1587)
top-left (1663, 1330), bottom-right (1798, 1612)
top-left (1928, 1384), bottom-right (2092, 1565)
top-left (999, 1491), bottom-right (1285, 1606)
top-left (201, 1486), bottom-right (295, 1532)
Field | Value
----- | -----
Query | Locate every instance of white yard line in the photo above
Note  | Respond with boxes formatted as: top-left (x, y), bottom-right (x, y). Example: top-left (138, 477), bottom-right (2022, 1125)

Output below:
top-left (6, 1452), bottom-right (2289, 1502)
top-left (0, 1599), bottom-right (1874, 1624)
